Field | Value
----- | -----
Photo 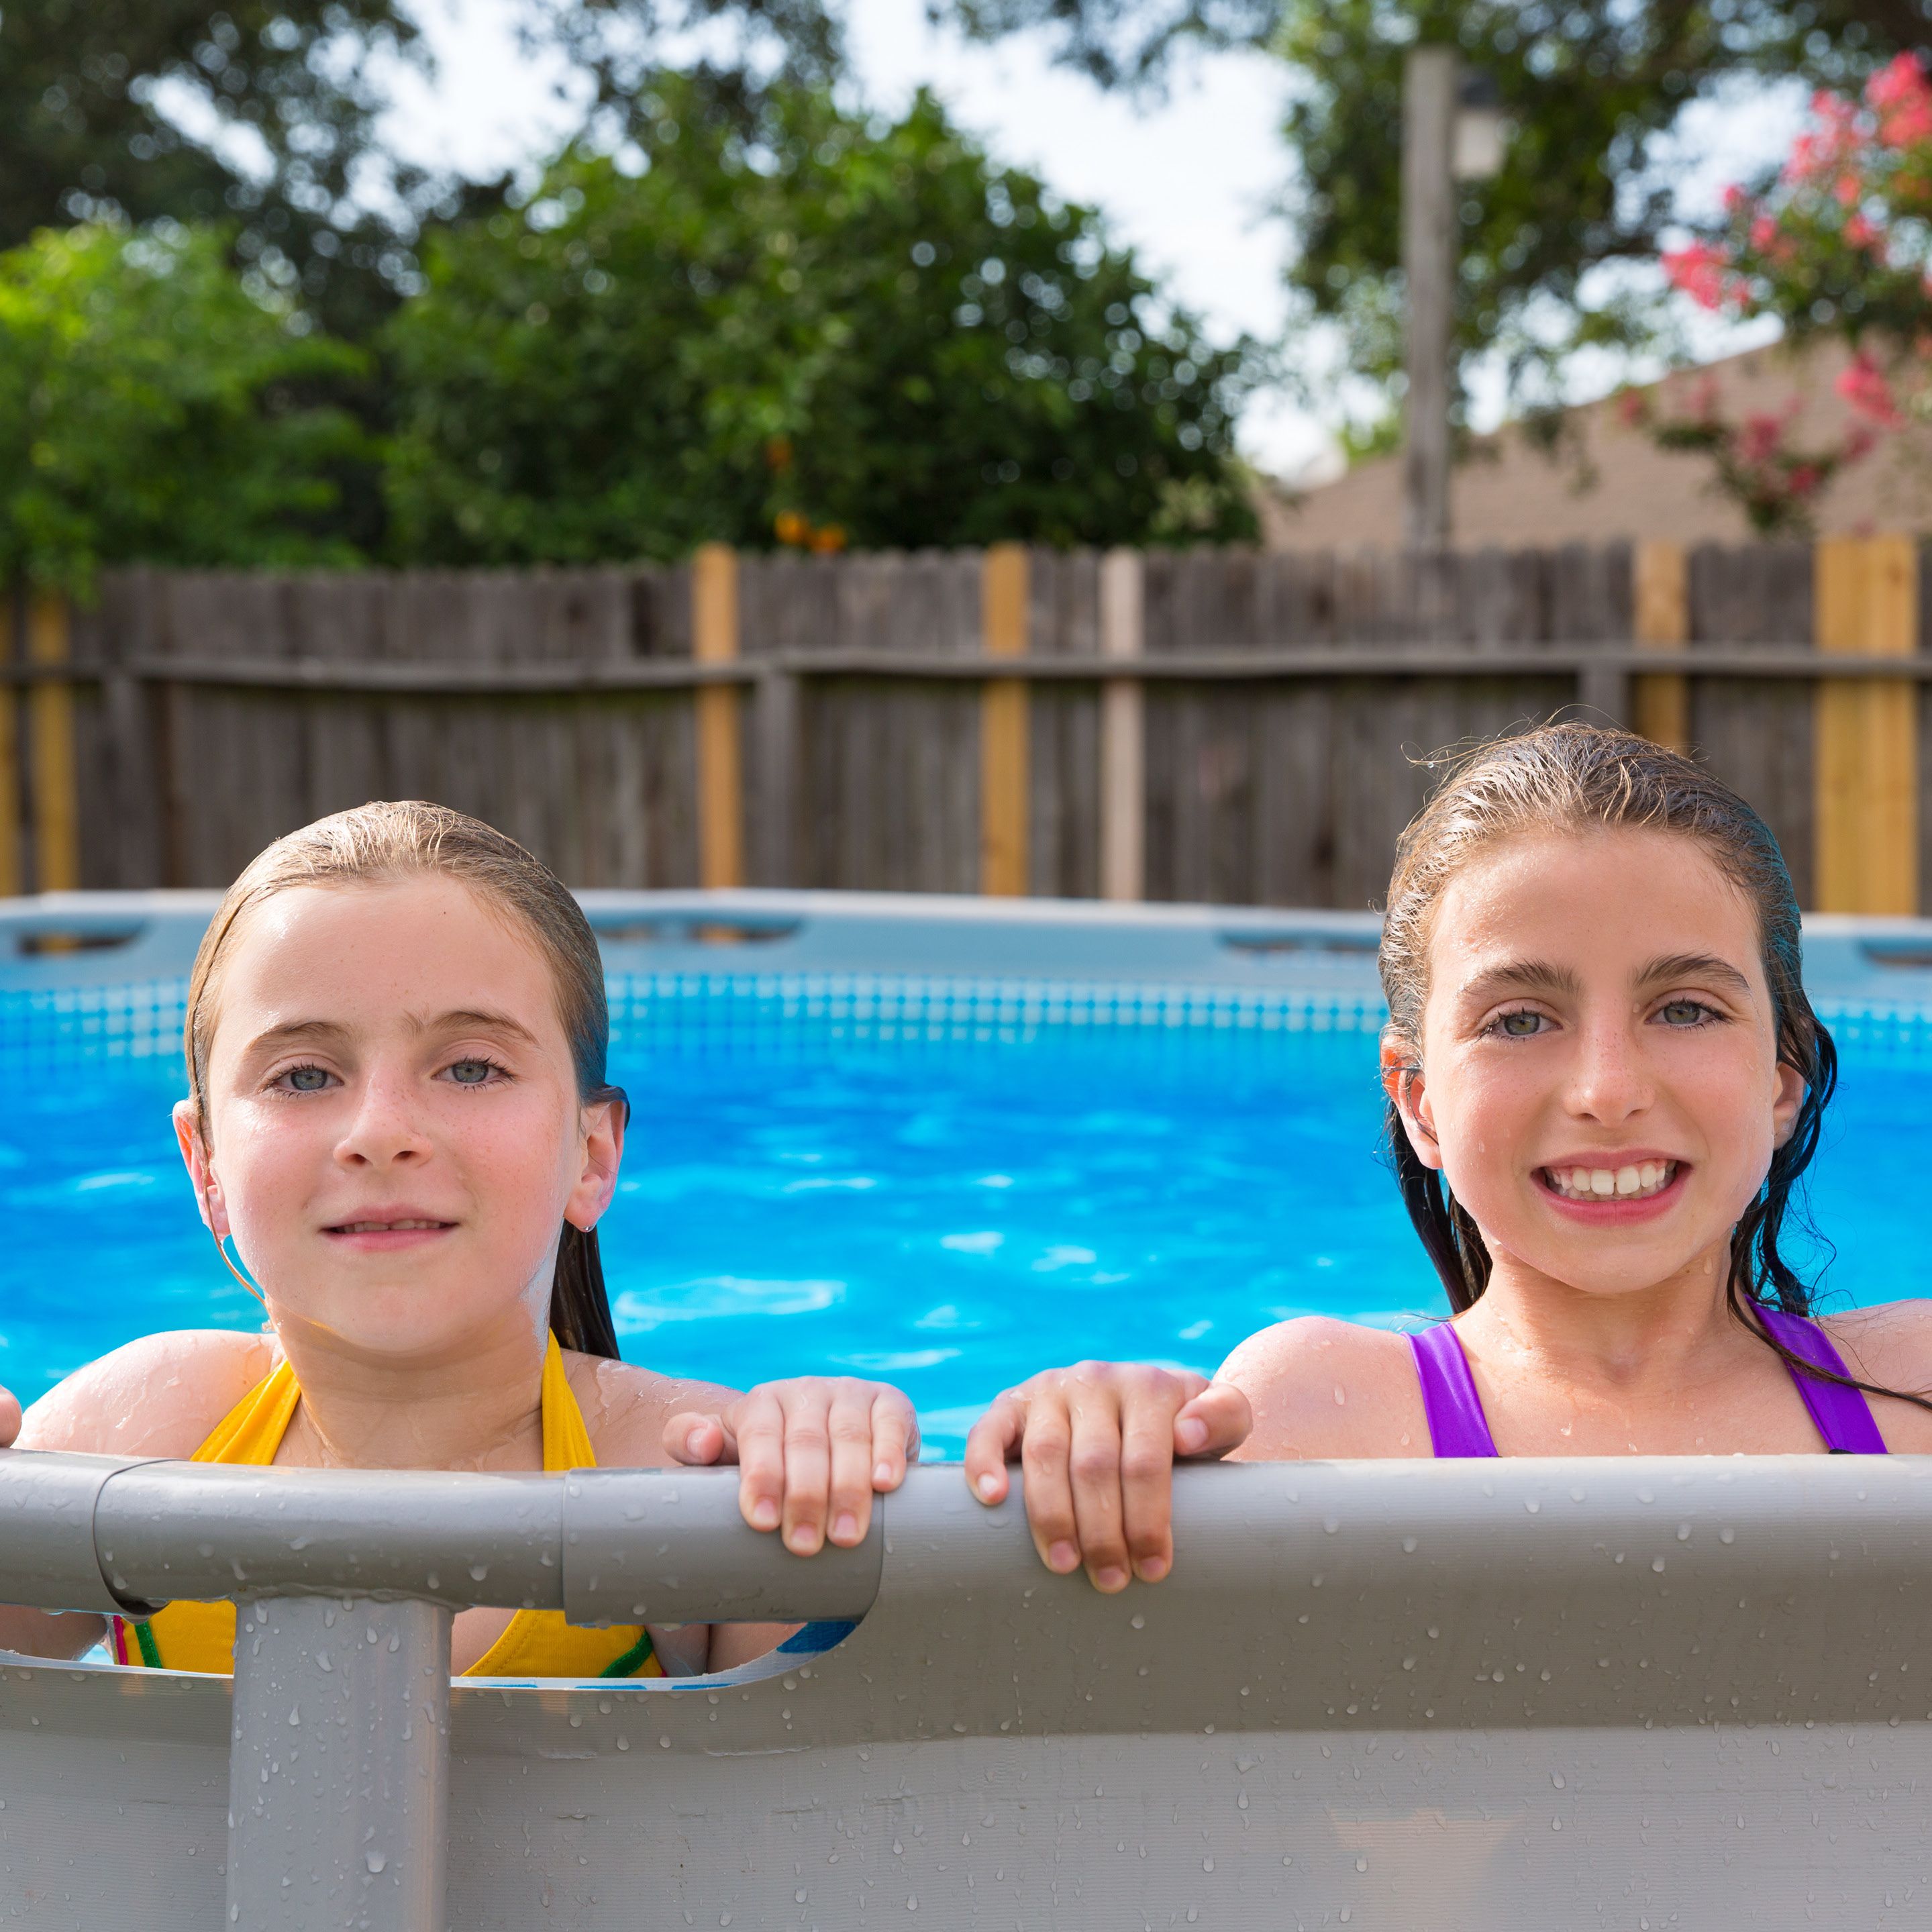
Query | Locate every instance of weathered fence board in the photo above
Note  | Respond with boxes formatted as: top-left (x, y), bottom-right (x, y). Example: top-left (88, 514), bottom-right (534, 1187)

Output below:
top-left (10, 540), bottom-right (1930, 916)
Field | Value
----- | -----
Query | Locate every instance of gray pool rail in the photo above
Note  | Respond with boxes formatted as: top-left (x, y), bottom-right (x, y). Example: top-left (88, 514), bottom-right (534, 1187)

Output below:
top-left (4, 1451), bottom-right (1932, 1929)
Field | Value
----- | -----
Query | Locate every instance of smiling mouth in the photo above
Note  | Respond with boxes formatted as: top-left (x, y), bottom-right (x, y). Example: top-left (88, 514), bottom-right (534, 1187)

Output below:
top-left (1539, 1161), bottom-right (1680, 1204)
top-left (325, 1219), bottom-right (455, 1235)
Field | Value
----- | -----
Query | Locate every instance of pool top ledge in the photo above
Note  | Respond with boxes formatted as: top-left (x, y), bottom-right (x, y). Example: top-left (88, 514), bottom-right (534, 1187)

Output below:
top-left (0, 886), bottom-right (1924, 1010)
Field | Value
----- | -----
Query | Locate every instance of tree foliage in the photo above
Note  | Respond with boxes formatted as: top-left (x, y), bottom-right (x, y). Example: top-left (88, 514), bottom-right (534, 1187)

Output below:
top-left (946, 1), bottom-right (1932, 413)
top-left (382, 80), bottom-right (1258, 562)
top-left (0, 0), bottom-right (848, 344)
top-left (0, 222), bottom-right (366, 589)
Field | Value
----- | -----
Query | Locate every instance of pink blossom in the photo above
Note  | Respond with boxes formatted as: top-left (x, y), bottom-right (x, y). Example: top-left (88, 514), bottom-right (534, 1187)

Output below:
top-left (1867, 53), bottom-right (1932, 145)
top-left (1788, 464), bottom-right (1822, 499)
top-left (1834, 171), bottom-right (1864, 207)
top-left (1738, 412), bottom-right (1786, 465)
top-left (1749, 213), bottom-right (1780, 252)
top-left (1723, 183), bottom-right (1747, 213)
top-left (1662, 242), bottom-right (1734, 311)
top-left (1837, 352), bottom-right (1903, 427)
top-left (1844, 211), bottom-right (1881, 250)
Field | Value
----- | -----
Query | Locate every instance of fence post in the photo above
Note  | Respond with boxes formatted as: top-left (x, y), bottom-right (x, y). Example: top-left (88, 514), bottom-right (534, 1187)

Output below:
top-left (693, 544), bottom-right (745, 891)
top-left (1633, 540), bottom-right (1690, 752)
top-left (28, 593), bottom-right (79, 893)
top-left (1099, 548), bottom-right (1145, 902)
top-left (1814, 534), bottom-right (1919, 915)
top-left (0, 594), bottom-right (19, 897)
top-left (980, 544), bottom-right (1029, 897)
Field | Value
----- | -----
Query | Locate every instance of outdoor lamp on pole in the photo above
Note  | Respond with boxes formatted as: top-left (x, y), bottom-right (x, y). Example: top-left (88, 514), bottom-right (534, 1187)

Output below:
top-left (1402, 52), bottom-right (1508, 550)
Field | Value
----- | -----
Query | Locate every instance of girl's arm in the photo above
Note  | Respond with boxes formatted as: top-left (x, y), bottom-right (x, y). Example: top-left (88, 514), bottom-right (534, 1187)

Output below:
top-left (962, 1364), bottom-right (1251, 1592)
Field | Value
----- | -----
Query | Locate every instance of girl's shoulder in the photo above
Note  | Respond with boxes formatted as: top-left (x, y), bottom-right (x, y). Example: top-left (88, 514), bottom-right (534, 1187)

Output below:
top-left (1217, 1316), bottom-right (1431, 1460)
top-left (560, 1350), bottom-right (742, 1470)
top-left (1815, 1300), bottom-right (1932, 1450)
top-left (19, 1328), bottom-right (280, 1460)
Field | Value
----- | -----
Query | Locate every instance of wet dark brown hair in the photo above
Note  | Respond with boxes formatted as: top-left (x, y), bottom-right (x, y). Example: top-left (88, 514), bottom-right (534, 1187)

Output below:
top-left (1380, 721), bottom-right (1919, 1411)
top-left (184, 801), bottom-right (623, 1358)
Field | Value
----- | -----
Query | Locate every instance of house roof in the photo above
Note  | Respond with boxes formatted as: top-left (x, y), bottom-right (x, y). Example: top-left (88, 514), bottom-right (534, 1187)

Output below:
top-left (1259, 336), bottom-right (1932, 550)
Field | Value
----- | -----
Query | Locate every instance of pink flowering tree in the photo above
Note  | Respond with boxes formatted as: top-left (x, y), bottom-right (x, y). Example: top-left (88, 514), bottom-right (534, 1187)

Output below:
top-left (1645, 52), bottom-right (1932, 531)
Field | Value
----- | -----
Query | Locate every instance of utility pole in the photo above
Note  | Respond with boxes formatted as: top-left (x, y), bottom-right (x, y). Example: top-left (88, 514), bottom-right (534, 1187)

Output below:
top-left (1402, 44), bottom-right (1458, 551)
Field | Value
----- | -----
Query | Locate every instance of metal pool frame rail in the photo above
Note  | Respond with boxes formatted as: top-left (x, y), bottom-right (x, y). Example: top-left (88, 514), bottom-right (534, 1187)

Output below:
top-left (5, 1454), bottom-right (1932, 1929)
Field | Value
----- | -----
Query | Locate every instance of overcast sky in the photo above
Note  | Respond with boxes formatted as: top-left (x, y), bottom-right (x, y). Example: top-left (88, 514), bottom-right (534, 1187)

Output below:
top-left (378, 0), bottom-right (1807, 480)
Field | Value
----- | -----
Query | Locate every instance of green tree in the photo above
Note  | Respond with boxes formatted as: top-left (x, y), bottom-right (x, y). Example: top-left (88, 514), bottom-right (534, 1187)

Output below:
top-left (0, 1), bottom-right (848, 347)
top-left (382, 81), bottom-right (1258, 560)
top-left (0, 221), bottom-right (368, 590)
top-left (948, 1), bottom-right (1932, 414)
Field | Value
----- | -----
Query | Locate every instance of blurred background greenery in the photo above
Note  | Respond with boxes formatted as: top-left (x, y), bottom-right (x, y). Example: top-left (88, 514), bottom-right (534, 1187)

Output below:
top-left (3, 0), bottom-right (1925, 585)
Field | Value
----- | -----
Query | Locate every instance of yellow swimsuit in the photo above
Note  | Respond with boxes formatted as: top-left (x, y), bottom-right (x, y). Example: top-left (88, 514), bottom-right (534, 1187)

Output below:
top-left (111, 1334), bottom-right (663, 1680)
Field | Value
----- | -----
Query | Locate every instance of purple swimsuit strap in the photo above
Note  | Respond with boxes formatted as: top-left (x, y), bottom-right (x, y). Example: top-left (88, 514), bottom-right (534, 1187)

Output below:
top-left (1408, 1323), bottom-right (1498, 1458)
top-left (1753, 1305), bottom-right (1888, 1455)
top-left (1409, 1309), bottom-right (1888, 1458)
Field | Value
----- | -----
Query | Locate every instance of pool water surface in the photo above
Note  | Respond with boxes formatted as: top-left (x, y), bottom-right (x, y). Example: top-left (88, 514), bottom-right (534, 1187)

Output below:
top-left (3, 981), bottom-right (1924, 1455)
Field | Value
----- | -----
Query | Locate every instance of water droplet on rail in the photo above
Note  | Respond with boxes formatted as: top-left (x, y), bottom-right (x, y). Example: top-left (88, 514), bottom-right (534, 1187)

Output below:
top-left (365, 1853), bottom-right (387, 1875)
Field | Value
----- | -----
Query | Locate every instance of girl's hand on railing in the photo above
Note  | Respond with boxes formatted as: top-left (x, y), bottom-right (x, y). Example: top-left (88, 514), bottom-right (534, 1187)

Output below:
top-left (665, 1379), bottom-right (919, 1556)
top-left (0, 1385), bottom-right (18, 1448)
top-left (964, 1364), bottom-right (1252, 1594)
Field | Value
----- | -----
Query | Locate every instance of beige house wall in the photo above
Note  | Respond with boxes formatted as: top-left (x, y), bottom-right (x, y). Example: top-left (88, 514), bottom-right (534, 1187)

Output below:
top-left (1262, 338), bottom-right (1932, 550)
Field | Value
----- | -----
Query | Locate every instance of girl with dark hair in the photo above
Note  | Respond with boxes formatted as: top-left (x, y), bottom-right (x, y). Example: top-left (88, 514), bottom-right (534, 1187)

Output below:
top-left (967, 723), bottom-right (1932, 1590)
top-left (0, 802), bottom-right (917, 1677)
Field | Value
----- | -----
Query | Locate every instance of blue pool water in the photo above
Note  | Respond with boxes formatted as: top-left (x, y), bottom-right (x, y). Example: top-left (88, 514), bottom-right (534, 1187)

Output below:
top-left (3, 978), bottom-right (1926, 1456)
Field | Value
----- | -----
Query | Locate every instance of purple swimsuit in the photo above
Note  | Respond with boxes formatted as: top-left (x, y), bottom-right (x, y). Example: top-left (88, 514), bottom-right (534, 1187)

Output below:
top-left (1409, 1306), bottom-right (1887, 1456)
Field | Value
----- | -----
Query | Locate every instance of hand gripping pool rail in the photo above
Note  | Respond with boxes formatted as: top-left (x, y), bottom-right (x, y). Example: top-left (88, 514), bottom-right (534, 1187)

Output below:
top-left (5, 1452), bottom-right (1932, 1931)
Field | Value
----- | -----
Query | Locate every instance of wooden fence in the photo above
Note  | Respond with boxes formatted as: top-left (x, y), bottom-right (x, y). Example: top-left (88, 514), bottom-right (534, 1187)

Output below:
top-left (3, 536), bottom-right (1929, 915)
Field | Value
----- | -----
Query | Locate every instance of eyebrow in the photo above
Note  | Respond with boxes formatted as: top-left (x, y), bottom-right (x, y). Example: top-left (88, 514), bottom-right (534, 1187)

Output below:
top-left (1455, 958), bottom-right (1581, 1007)
top-left (239, 1009), bottom-right (542, 1061)
top-left (1635, 953), bottom-right (1756, 999)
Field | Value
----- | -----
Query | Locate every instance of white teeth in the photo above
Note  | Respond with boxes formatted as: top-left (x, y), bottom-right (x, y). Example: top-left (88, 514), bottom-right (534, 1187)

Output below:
top-left (1545, 1163), bottom-right (1677, 1205)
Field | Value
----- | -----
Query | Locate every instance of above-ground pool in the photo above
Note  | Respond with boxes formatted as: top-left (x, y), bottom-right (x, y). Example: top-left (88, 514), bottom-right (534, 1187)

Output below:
top-left (4, 891), bottom-right (1930, 1455)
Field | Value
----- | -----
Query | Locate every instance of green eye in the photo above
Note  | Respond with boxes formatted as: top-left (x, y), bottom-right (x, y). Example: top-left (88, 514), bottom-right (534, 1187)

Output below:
top-left (1660, 1001), bottom-right (1707, 1026)
top-left (1498, 1011), bottom-right (1543, 1037)
top-left (287, 1066), bottom-right (329, 1092)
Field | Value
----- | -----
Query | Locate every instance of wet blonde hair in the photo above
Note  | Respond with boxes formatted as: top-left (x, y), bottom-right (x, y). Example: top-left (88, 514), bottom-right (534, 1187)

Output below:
top-left (1380, 723), bottom-right (1859, 1389)
top-left (183, 801), bottom-right (623, 1357)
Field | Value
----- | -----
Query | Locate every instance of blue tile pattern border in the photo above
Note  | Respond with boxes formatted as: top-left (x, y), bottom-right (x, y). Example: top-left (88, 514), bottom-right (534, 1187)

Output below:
top-left (0, 972), bottom-right (1924, 1074)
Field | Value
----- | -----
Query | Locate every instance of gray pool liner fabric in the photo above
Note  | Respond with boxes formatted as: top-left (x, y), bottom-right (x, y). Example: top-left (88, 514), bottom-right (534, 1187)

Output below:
top-left (1, 1452), bottom-right (1929, 1929)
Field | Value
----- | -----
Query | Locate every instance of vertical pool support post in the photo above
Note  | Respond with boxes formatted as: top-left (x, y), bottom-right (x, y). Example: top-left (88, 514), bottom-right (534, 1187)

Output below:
top-left (225, 1596), bottom-right (452, 1932)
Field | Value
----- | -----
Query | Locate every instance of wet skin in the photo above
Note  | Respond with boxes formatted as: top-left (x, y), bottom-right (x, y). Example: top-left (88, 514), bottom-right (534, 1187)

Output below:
top-left (979, 826), bottom-right (1932, 1586)
top-left (0, 876), bottom-right (915, 1670)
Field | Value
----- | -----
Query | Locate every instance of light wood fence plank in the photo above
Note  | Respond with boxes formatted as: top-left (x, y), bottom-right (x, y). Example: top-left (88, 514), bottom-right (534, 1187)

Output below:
top-left (1815, 535), bottom-right (1919, 915)
top-left (1633, 541), bottom-right (1690, 751)
top-left (980, 543), bottom-right (1029, 897)
top-left (26, 594), bottom-right (78, 892)
top-left (693, 544), bottom-right (745, 891)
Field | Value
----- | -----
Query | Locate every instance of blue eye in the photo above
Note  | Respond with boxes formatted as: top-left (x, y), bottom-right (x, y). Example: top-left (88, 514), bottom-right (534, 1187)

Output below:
top-left (1658, 1000), bottom-right (1711, 1027)
top-left (447, 1058), bottom-right (497, 1086)
top-left (287, 1066), bottom-right (329, 1092)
